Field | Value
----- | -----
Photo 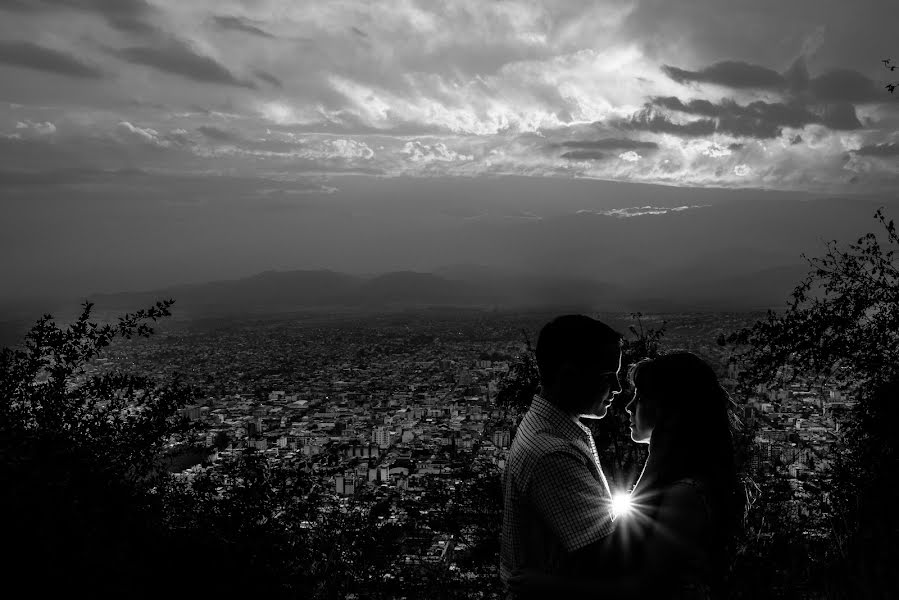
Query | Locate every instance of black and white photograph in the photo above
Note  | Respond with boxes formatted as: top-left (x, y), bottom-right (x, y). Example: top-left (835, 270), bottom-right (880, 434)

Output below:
top-left (2, 1), bottom-right (897, 598)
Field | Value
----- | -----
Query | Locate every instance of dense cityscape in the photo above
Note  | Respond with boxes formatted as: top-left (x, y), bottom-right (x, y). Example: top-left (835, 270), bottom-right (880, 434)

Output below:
top-left (78, 308), bottom-right (858, 581)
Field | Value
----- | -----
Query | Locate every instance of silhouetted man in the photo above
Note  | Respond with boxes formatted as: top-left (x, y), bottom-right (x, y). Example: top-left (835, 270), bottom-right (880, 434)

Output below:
top-left (500, 315), bottom-right (623, 595)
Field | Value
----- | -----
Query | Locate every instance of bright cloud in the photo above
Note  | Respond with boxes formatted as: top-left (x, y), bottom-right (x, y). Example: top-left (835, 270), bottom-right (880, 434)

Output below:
top-left (0, 1), bottom-right (897, 192)
top-left (578, 205), bottom-right (710, 218)
top-left (117, 121), bottom-right (169, 146)
top-left (16, 120), bottom-right (56, 135)
top-left (402, 141), bottom-right (473, 163)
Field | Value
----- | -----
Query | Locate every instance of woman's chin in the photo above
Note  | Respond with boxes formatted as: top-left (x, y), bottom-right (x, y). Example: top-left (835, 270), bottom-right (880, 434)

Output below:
top-left (629, 429), bottom-right (650, 444)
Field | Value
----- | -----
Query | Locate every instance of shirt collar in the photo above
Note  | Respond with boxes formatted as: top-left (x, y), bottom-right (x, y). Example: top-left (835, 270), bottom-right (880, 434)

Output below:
top-left (531, 394), bottom-right (594, 442)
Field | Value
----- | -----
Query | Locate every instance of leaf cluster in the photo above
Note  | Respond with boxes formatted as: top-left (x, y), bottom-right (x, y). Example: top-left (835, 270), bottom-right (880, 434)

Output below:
top-left (726, 209), bottom-right (899, 597)
top-left (730, 208), bottom-right (899, 392)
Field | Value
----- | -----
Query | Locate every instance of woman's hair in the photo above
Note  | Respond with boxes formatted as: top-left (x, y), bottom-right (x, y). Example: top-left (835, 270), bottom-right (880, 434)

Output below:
top-left (628, 352), bottom-right (744, 574)
top-left (628, 352), bottom-right (735, 471)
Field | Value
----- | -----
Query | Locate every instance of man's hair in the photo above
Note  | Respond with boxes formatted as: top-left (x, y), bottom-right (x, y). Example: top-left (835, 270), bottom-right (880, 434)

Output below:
top-left (535, 315), bottom-right (622, 388)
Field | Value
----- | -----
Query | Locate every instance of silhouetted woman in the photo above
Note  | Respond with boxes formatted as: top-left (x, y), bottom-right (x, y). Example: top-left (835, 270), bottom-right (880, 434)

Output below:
top-left (511, 351), bottom-right (744, 599)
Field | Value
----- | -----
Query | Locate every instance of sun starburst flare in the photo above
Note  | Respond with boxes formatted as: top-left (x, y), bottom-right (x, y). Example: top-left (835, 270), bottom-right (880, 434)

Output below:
top-left (612, 491), bottom-right (633, 518)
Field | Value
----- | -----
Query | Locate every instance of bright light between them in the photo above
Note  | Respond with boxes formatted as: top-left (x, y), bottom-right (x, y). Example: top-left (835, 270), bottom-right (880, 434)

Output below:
top-left (612, 492), bottom-right (633, 518)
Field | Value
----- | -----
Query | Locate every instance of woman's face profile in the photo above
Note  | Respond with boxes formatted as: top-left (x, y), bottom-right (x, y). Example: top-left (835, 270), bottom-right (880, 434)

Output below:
top-left (625, 388), bottom-right (655, 443)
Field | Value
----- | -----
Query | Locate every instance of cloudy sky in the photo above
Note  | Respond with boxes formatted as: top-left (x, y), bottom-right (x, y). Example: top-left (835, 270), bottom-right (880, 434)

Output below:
top-left (2, 0), bottom-right (898, 301)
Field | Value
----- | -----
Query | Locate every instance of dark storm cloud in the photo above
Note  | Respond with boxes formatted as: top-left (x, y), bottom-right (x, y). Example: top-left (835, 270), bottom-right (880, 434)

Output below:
top-left (663, 58), bottom-right (882, 105)
top-left (783, 58), bottom-right (809, 91)
top-left (80, 0), bottom-right (157, 34)
top-left (653, 96), bottom-right (812, 137)
top-left (560, 139), bottom-right (658, 151)
top-left (0, 0), bottom-right (36, 10)
top-left (213, 15), bottom-right (275, 38)
top-left (0, 0), bottom-right (158, 34)
top-left (854, 143), bottom-right (899, 157)
top-left (620, 109), bottom-right (716, 137)
top-left (0, 136), bottom-right (80, 169)
top-left (195, 126), bottom-right (304, 154)
top-left (650, 96), bottom-right (861, 138)
top-left (818, 103), bottom-right (863, 130)
top-left (662, 61), bottom-right (785, 89)
top-left (112, 38), bottom-right (255, 88)
top-left (0, 167), bottom-right (114, 187)
top-left (808, 69), bottom-right (882, 103)
top-left (0, 168), bottom-right (336, 204)
top-left (197, 125), bottom-right (241, 143)
top-left (560, 150), bottom-right (610, 160)
top-left (621, 0), bottom-right (899, 88)
top-left (254, 69), bottom-right (283, 88)
top-left (0, 40), bottom-right (104, 78)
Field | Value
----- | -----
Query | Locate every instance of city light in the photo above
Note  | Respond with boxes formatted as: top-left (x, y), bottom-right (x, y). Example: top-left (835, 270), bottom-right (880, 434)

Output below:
top-left (612, 492), bottom-right (633, 518)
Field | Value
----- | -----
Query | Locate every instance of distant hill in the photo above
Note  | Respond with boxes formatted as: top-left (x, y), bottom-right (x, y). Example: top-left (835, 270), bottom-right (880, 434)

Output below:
top-left (628, 264), bottom-right (809, 312)
top-left (83, 267), bottom-right (624, 316)
top-left (88, 270), bottom-right (362, 315)
top-left (0, 261), bottom-right (811, 343)
top-left (355, 271), bottom-right (483, 305)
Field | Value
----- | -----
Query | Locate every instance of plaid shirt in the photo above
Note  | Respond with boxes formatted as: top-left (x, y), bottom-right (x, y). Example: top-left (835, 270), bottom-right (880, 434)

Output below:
top-left (500, 395), bottom-right (614, 585)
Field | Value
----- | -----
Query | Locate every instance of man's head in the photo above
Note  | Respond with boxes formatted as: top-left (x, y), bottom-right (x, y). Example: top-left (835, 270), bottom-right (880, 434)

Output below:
top-left (535, 315), bottom-right (623, 419)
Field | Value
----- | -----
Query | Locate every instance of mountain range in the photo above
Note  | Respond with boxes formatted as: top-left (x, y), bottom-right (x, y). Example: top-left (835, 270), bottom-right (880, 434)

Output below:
top-left (82, 262), bottom-right (806, 318)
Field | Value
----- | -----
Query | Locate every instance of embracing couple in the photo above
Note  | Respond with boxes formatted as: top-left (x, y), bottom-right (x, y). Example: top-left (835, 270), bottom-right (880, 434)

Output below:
top-left (500, 315), bottom-right (743, 599)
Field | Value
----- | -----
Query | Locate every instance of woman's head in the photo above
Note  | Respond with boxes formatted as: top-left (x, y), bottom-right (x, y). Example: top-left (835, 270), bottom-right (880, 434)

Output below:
top-left (626, 351), bottom-right (745, 574)
top-left (625, 351), bottom-right (732, 445)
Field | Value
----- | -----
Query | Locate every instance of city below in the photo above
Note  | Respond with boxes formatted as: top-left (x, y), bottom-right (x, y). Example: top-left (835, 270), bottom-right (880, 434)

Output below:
top-left (76, 308), bottom-right (851, 568)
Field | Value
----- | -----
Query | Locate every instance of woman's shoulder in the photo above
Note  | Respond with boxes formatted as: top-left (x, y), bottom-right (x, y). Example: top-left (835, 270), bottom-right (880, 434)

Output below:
top-left (661, 478), bottom-right (714, 525)
top-left (669, 477), bottom-right (709, 495)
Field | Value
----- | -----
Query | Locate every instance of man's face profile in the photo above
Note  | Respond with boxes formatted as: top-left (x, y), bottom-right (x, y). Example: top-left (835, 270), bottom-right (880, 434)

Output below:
top-left (578, 350), bottom-right (623, 420)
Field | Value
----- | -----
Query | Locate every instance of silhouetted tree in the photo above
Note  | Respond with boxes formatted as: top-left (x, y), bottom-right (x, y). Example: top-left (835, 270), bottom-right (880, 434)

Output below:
top-left (730, 208), bottom-right (899, 598)
top-left (0, 300), bottom-right (204, 596)
top-left (494, 329), bottom-right (539, 414)
top-left (0, 301), bottom-right (421, 598)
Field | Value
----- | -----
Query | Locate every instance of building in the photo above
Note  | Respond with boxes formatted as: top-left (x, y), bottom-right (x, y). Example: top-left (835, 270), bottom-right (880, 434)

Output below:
top-left (372, 426), bottom-right (391, 449)
top-left (247, 438), bottom-right (268, 452)
top-left (180, 405), bottom-right (201, 421)
top-left (335, 471), bottom-right (356, 496)
top-left (492, 429), bottom-right (511, 449)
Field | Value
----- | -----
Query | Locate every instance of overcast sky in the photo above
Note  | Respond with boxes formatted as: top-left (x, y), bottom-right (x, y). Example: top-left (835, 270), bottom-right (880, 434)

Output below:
top-left (2, 1), bottom-right (898, 301)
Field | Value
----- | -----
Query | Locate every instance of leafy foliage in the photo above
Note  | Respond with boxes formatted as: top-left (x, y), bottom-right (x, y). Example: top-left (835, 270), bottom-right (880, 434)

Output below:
top-left (729, 208), bottom-right (899, 597)
top-left (0, 300), bottom-right (505, 598)
top-left (732, 208), bottom-right (898, 391)
top-left (0, 300), bottom-right (207, 596)
top-left (494, 328), bottom-right (540, 414)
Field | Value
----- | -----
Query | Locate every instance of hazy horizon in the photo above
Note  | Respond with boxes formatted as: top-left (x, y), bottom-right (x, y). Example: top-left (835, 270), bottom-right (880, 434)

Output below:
top-left (3, 1), bottom-right (898, 307)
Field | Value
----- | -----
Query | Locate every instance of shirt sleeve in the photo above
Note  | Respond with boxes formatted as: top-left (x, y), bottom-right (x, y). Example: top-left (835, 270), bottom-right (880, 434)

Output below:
top-left (527, 450), bottom-right (615, 552)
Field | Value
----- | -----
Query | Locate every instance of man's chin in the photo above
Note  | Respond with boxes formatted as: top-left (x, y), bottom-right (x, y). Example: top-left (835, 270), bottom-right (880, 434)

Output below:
top-left (580, 405), bottom-right (609, 420)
